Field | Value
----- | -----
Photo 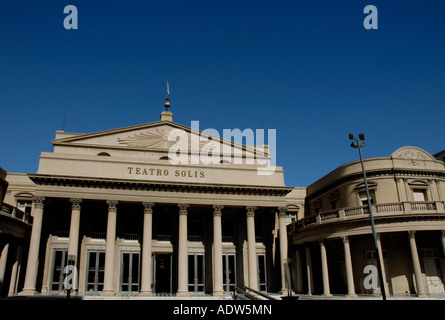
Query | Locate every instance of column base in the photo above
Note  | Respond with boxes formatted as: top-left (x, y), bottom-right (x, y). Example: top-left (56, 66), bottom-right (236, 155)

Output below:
top-left (139, 291), bottom-right (154, 297)
top-left (18, 289), bottom-right (38, 296)
top-left (176, 291), bottom-right (190, 297)
top-left (322, 293), bottom-right (333, 297)
top-left (346, 293), bottom-right (358, 298)
top-left (212, 290), bottom-right (225, 297)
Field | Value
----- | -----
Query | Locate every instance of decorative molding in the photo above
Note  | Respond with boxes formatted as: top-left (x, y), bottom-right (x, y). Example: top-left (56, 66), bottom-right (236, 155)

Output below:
top-left (106, 200), bottom-right (118, 212)
top-left (178, 203), bottom-right (190, 215)
top-left (278, 206), bottom-right (288, 218)
top-left (70, 198), bottom-right (82, 211)
top-left (213, 205), bottom-right (223, 216)
top-left (142, 202), bottom-right (155, 214)
top-left (118, 127), bottom-right (177, 149)
top-left (32, 196), bottom-right (45, 209)
top-left (392, 147), bottom-right (435, 161)
top-left (246, 206), bottom-right (257, 217)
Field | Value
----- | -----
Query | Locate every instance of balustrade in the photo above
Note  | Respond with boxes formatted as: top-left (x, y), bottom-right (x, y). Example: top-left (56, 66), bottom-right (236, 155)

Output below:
top-left (293, 201), bottom-right (445, 231)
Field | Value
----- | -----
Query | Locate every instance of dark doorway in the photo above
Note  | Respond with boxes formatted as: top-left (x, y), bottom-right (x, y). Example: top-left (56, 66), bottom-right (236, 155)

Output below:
top-left (154, 254), bottom-right (172, 293)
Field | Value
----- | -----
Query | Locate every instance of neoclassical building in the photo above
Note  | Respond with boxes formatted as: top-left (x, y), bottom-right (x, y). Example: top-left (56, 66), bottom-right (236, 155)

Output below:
top-left (288, 146), bottom-right (445, 297)
top-left (1, 102), bottom-right (305, 297)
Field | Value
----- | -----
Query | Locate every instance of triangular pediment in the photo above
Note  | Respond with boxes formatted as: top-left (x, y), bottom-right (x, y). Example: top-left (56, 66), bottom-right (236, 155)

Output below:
top-left (52, 120), bottom-right (269, 159)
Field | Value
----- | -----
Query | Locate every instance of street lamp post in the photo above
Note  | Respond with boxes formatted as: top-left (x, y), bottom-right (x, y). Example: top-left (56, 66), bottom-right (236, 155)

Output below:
top-left (349, 133), bottom-right (387, 301)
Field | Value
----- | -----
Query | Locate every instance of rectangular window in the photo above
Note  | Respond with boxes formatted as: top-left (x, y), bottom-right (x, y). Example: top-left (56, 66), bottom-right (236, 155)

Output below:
top-left (120, 252), bottom-right (140, 292)
top-left (188, 253), bottom-right (205, 292)
top-left (257, 254), bottom-right (267, 292)
top-left (51, 249), bottom-right (68, 292)
top-left (359, 190), bottom-right (375, 206)
top-left (17, 200), bottom-right (32, 214)
top-left (223, 254), bottom-right (236, 292)
top-left (86, 250), bottom-right (105, 292)
top-left (286, 214), bottom-right (297, 225)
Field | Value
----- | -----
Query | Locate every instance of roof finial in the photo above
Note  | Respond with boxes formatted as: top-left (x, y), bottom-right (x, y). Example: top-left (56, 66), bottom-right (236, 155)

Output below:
top-left (164, 78), bottom-right (170, 111)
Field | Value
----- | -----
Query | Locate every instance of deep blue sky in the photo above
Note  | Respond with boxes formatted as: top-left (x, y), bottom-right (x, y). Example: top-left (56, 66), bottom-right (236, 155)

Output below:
top-left (1, 0), bottom-right (444, 187)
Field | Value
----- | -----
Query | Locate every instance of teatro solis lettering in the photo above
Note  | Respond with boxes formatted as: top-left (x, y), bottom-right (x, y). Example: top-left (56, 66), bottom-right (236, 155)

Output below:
top-left (127, 166), bottom-right (205, 178)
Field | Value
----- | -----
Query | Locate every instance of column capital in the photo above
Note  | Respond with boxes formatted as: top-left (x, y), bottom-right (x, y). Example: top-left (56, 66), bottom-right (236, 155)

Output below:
top-left (319, 238), bottom-right (325, 246)
top-left (178, 203), bottom-right (189, 215)
top-left (246, 206), bottom-right (257, 217)
top-left (32, 196), bottom-right (45, 209)
top-left (441, 230), bottom-right (445, 240)
top-left (106, 200), bottom-right (118, 212)
top-left (278, 206), bottom-right (288, 218)
top-left (143, 202), bottom-right (155, 214)
top-left (213, 205), bottom-right (224, 216)
top-left (70, 198), bottom-right (82, 210)
top-left (408, 230), bottom-right (416, 239)
top-left (341, 236), bottom-right (349, 244)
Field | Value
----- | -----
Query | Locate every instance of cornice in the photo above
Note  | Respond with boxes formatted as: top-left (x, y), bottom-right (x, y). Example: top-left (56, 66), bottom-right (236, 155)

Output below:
top-left (27, 173), bottom-right (294, 197)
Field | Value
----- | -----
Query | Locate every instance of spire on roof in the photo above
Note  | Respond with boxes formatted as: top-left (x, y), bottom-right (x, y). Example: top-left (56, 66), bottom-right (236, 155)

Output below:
top-left (161, 79), bottom-right (173, 121)
top-left (164, 78), bottom-right (170, 111)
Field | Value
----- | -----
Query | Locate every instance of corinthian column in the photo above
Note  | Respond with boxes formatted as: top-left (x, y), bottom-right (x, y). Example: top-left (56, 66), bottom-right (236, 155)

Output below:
top-left (102, 200), bottom-right (118, 295)
top-left (278, 206), bottom-right (288, 294)
top-left (68, 199), bottom-right (82, 265)
top-left (140, 202), bottom-right (154, 296)
top-left (246, 206), bottom-right (258, 290)
top-left (177, 203), bottom-right (190, 297)
top-left (212, 205), bottom-right (224, 296)
top-left (20, 196), bottom-right (45, 295)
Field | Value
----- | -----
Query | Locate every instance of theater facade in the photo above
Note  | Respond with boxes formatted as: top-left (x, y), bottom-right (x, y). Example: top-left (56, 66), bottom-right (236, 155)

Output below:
top-left (2, 105), bottom-right (305, 297)
top-left (2, 100), bottom-right (445, 299)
